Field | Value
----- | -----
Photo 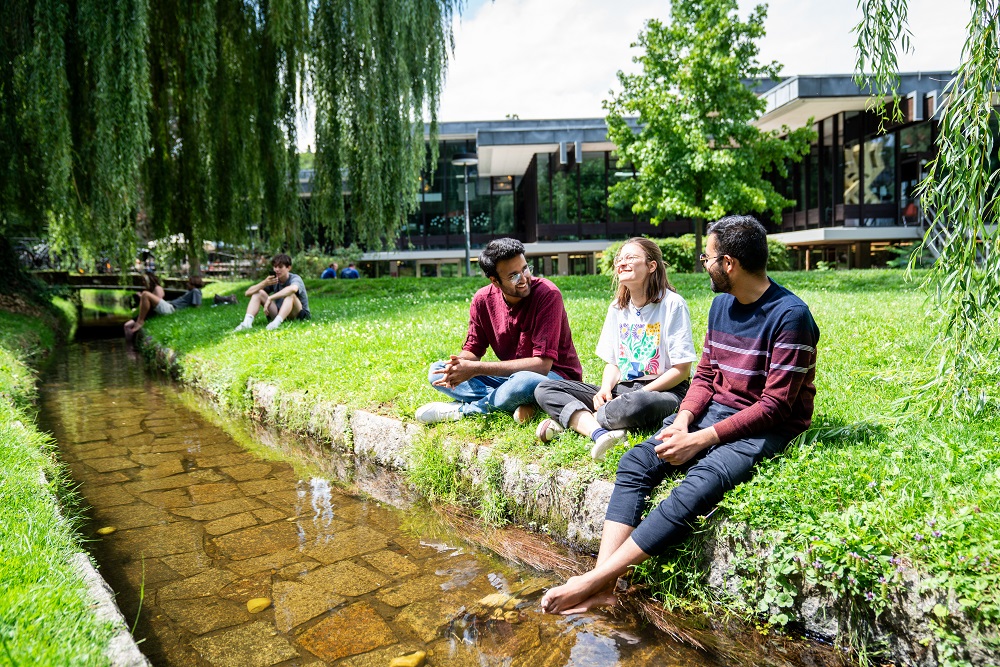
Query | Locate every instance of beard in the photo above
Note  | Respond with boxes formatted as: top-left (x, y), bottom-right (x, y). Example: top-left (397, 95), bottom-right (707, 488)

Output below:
top-left (708, 263), bottom-right (731, 294)
top-left (499, 279), bottom-right (532, 300)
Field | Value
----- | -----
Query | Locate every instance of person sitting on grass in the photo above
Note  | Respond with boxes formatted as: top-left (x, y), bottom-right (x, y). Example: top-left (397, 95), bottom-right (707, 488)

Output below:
top-left (233, 253), bottom-right (311, 332)
top-left (340, 262), bottom-right (360, 279)
top-left (415, 237), bottom-right (583, 425)
top-left (540, 215), bottom-right (819, 615)
top-left (321, 262), bottom-right (338, 279)
top-left (533, 238), bottom-right (698, 461)
top-left (125, 275), bottom-right (204, 337)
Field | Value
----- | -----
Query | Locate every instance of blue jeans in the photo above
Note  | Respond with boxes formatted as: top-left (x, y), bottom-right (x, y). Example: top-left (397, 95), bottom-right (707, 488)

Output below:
top-left (427, 360), bottom-right (563, 415)
top-left (605, 401), bottom-right (793, 556)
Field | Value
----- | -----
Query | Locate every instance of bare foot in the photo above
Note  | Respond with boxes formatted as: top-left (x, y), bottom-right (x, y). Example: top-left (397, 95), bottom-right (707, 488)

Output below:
top-left (539, 575), bottom-right (617, 615)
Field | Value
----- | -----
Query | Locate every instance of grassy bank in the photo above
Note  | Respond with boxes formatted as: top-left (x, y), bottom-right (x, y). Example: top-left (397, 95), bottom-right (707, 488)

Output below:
top-left (144, 270), bottom-right (998, 663)
top-left (0, 310), bottom-right (115, 666)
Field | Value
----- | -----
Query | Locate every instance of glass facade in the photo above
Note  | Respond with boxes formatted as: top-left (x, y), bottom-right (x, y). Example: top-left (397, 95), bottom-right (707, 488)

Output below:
top-left (778, 108), bottom-right (939, 231)
top-left (404, 139), bottom-right (515, 247)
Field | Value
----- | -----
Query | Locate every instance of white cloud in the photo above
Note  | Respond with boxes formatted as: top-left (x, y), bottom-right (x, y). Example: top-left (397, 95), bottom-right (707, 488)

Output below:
top-left (437, 0), bottom-right (970, 123)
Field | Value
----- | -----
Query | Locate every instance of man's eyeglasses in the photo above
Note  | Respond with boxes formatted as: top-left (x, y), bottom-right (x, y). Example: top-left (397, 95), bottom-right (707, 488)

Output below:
top-left (699, 253), bottom-right (723, 265)
top-left (614, 253), bottom-right (646, 266)
top-left (506, 265), bottom-right (533, 285)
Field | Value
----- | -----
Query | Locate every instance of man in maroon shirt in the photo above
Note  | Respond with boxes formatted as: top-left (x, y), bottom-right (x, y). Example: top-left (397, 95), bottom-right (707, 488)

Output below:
top-left (541, 215), bottom-right (819, 615)
top-left (416, 238), bottom-right (583, 424)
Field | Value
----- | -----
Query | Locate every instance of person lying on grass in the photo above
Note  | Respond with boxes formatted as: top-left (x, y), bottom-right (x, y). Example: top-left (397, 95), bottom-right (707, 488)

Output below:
top-left (533, 237), bottom-right (698, 461)
top-left (125, 275), bottom-right (204, 338)
top-left (233, 253), bottom-right (311, 332)
top-left (540, 215), bottom-right (820, 615)
top-left (416, 237), bottom-right (583, 425)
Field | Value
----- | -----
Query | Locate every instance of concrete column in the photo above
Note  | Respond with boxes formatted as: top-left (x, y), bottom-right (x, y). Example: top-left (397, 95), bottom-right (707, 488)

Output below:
top-left (805, 248), bottom-right (811, 271)
top-left (436, 263), bottom-right (442, 277)
top-left (543, 256), bottom-right (553, 276)
top-left (587, 253), bottom-right (596, 275)
top-left (855, 242), bottom-right (872, 269)
top-left (557, 253), bottom-right (569, 276)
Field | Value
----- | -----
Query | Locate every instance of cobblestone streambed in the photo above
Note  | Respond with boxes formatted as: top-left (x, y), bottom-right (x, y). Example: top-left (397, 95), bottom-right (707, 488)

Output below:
top-left (39, 340), bottom-right (729, 667)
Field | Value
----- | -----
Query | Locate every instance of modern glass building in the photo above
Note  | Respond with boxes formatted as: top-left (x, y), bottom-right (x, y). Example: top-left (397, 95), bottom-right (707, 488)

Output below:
top-left (300, 71), bottom-right (970, 276)
top-left (756, 71), bottom-right (954, 269)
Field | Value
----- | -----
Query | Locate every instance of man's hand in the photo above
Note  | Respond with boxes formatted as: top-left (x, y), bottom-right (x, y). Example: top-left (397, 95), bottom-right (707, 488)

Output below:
top-left (263, 275), bottom-right (278, 288)
top-left (654, 427), bottom-right (719, 465)
top-left (432, 355), bottom-right (480, 389)
top-left (593, 386), bottom-right (614, 410)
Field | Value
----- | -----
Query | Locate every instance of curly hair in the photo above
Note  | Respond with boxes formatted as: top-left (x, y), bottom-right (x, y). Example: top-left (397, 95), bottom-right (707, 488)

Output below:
top-left (479, 238), bottom-right (525, 280)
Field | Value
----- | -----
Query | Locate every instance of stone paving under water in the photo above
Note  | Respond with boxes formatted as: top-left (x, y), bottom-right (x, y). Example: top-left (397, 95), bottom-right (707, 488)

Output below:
top-left (40, 340), bottom-right (724, 667)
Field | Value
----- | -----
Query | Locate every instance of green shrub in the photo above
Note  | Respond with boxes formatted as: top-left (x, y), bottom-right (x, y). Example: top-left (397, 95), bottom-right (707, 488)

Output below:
top-left (767, 238), bottom-right (791, 271)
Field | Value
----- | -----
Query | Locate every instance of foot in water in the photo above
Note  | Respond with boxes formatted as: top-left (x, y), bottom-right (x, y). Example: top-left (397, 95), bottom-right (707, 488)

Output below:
top-left (540, 575), bottom-right (618, 615)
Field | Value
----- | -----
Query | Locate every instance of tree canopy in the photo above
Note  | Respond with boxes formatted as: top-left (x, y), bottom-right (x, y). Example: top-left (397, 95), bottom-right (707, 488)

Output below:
top-left (604, 0), bottom-right (814, 260)
top-left (0, 0), bottom-right (461, 267)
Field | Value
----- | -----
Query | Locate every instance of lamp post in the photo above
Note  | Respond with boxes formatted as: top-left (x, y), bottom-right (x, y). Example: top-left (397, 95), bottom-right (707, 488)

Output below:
top-left (452, 152), bottom-right (478, 277)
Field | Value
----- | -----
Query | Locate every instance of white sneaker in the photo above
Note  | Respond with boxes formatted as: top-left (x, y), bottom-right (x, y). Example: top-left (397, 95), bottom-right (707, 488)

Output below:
top-left (415, 401), bottom-right (465, 424)
top-left (265, 319), bottom-right (282, 331)
top-left (590, 430), bottom-right (627, 461)
top-left (535, 418), bottom-right (563, 443)
top-left (233, 321), bottom-right (253, 332)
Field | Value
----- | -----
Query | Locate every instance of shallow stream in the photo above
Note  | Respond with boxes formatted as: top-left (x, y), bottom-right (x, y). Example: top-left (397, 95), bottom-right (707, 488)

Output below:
top-left (39, 339), bottom-right (844, 667)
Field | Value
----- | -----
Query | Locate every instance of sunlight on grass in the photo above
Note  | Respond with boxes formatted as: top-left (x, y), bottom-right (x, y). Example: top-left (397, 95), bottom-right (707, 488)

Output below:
top-left (142, 269), bottom-right (1000, 635)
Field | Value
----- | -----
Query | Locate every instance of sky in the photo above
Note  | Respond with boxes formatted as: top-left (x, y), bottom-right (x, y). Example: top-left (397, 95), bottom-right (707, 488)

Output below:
top-left (436, 0), bottom-right (970, 122)
top-left (297, 1), bottom-right (971, 149)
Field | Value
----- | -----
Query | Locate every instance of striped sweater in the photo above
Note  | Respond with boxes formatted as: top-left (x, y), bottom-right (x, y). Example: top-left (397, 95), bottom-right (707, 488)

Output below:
top-left (679, 280), bottom-right (819, 443)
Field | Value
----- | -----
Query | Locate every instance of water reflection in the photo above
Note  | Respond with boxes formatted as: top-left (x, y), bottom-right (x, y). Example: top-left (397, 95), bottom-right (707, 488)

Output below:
top-left (40, 340), bottom-right (723, 667)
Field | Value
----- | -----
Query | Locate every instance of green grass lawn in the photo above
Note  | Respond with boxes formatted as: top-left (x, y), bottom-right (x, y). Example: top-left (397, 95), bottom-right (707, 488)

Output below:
top-left (145, 270), bottom-right (999, 653)
top-left (0, 310), bottom-right (116, 666)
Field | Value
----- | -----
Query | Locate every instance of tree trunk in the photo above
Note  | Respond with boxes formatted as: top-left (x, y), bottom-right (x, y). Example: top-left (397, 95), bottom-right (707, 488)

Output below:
top-left (187, 237), bottom-right (202, 278)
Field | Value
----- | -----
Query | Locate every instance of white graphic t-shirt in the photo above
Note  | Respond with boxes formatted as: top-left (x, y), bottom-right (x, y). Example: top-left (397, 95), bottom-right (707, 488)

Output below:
top-left (595, 290), bottom-right (698, 381)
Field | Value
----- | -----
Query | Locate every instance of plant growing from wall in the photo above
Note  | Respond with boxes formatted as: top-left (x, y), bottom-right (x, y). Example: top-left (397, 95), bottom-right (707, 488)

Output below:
top-left (856, 0), bottom-right (1000, 419)
top-left (604, 0), bottom-right (815, 265)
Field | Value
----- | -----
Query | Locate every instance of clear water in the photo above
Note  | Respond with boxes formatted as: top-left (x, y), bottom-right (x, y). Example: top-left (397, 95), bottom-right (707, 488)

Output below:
top-left (39, 339), bottom-right (843, 667)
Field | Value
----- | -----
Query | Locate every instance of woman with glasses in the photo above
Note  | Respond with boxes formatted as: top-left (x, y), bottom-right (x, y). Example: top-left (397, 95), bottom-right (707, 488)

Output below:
top-left (533, 238), bottom-right (698, 460)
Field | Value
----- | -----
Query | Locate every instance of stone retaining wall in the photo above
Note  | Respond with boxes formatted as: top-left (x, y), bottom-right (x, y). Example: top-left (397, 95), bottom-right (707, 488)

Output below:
top-left (139, 333), bottom-right (996, 667)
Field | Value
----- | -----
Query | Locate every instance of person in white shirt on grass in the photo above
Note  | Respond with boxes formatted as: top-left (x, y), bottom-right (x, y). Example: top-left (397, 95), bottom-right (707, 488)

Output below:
top-left (533, 238), bottom-right (697, 461)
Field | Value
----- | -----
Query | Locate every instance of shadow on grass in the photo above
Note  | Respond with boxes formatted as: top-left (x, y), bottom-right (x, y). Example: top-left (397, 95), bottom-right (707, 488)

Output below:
top-left (792, 413), bottom-right (889, 449)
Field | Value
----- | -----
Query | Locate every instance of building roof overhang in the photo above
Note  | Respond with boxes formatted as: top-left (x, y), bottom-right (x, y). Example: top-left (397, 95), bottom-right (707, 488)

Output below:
top-left (771, 225), bottom-right (923, 247)
top-left (361, 239), bottom-right (617, 263)
top-left (429, 118), bottom-right (638, 178)
top-left (754, 71), bottom-right (954, 133)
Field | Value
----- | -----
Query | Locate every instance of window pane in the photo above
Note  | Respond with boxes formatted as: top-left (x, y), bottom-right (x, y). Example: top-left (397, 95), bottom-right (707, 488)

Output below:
top-left (580, 152), bottom-right (606, 222)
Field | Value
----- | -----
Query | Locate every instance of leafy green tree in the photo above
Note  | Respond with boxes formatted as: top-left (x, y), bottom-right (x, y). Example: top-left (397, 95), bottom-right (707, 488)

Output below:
top-left (0, 0), bottom-right (460, 271)
top-left (604, 0), bottom-right (814, 266)
top-left (856, 0), bottom-right (1000, 417)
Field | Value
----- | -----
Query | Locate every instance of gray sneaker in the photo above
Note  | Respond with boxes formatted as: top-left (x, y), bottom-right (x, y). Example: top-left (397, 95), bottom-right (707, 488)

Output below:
top-left (590, 430), bottom-right (627, 461)
top-left (415, 401), bottom-right (465, 424)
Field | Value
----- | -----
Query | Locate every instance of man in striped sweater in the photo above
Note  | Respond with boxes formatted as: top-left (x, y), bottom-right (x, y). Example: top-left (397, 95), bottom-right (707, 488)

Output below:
top-left (542, 215), bottom-right (819, 615)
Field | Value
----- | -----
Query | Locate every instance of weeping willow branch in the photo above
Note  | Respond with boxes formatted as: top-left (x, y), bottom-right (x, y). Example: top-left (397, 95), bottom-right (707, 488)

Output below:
top-left (3, 0), bottom-right (461, 267)
top-left (856, 0), bottom-right (1000, 418)
top-left (312, 0), bottom-right (459, 249)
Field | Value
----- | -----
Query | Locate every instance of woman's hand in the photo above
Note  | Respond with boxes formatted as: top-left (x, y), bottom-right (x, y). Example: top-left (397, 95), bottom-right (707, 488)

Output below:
top-left (593, 386), bottom-right (614, 409)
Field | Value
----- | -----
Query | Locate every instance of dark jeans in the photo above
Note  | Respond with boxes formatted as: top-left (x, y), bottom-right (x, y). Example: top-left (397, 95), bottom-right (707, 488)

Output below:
top-left (533, 377), bottom-right (689, 431)
top-left (606, 401), bottom-right (793, 556)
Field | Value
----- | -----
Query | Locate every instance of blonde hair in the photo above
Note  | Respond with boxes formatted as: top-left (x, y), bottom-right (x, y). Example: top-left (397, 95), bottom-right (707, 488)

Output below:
top-left (612, 237), bottom-right (675, 310)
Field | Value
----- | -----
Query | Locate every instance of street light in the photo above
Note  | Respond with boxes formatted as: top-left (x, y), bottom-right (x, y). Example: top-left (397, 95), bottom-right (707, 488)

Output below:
top-left (452, 152), bottom-right (478, 277)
